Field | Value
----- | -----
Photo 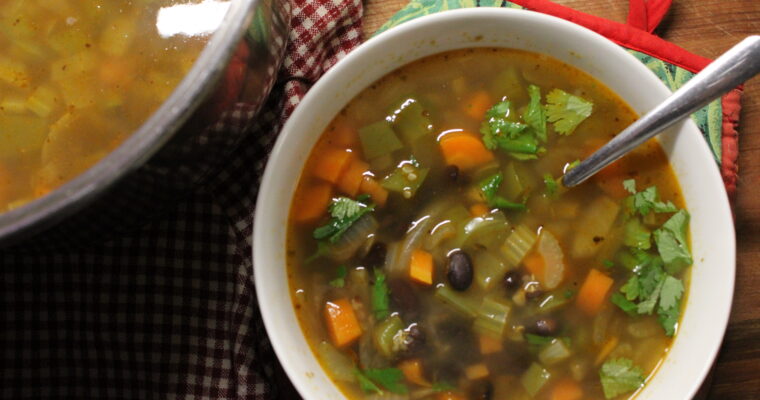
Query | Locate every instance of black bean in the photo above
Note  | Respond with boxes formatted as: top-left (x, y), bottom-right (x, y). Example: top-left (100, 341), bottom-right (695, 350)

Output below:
top-left (524, 282), bottom-right (544, 300)
top-left (469, 381), bottom-right (494, 400)
top-left (503, 270), bottom-right (522, 291)
top-left (445, 165), bottom-right (460, 182)
top-left (527, 318), bottom-right (559, 336)
top-left (363, 242), bottom-right (387, 268)
top-left (525, 289), bottom-right (545, 301)
top-left (447, 250), bottom-right (473, 291)
top-left (399, 324), bottom-right (426, 357)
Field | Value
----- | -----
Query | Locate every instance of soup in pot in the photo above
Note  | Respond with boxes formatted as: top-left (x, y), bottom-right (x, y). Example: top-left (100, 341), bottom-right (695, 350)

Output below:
top-left (0, 1), bottom-right (219, 211)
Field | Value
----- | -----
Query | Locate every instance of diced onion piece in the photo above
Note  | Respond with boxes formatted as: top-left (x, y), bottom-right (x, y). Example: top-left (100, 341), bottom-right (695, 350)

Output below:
top-left (537, 230), bottom-right (565, 290)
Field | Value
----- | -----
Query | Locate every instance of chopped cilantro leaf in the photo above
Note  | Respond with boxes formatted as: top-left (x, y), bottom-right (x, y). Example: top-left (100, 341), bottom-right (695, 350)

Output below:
top-left (599, 358), bottom-right (645, 399)
top-left (372, 270), bottom-right (390, 320)
top-left (636, 255), bottom-right (665, 297)
top-left (329, 266), bottom-right (348, 288)
top-left (313, 196), bottom-right (375, 243)
top-left (490, 197), bottom-right (527, 210)
top-left (658, 275), bottom-right (684, 312)
top-left (545, 89), bottom-right (593, 135)
top-left (620, 275), bottom-right (641, 301)
top-left (431, 381), bottom-right (456, 392)
top-left (525, 333), bottom-right (555, 346)
top-left (543, 173), bottom-right (558, 196)
top-left (479, 173), bottom-right (527, 211)
top-left (362, 368), bottom-right (408, 394)
top-left (654, 210), bottom-right (692, 274)
top-left (603, 259), bottom-right (615, 269)
top-left (480, 100), bottom-right (525, 149)
top-left (613, 254), bottom-right (684, 335)
top-left (354, 369), bottom-right (383, 394)
top-left (636, 278), bottom-right (664, 315)
top-left (480, 173), bottom-right (502, 200)
top-left (524, 85), bottom-right (547, 142)
top-left (657, 296), bottom-right (681, 336)
top-left (622, 180), bottom-right (678, 216)
top-left (480, 101), bottom-right (540, 159)
top-left (611, 293), bottom-right (638, 316)
top-left (623, 218), bottom-right (651, 250)
top-left (623, 179), bottom-right (637, 194)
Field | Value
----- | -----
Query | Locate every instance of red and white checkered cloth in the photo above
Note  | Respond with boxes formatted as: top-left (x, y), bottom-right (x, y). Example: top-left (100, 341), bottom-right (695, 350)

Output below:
top-left (0, 0), bottom-right (363, 398)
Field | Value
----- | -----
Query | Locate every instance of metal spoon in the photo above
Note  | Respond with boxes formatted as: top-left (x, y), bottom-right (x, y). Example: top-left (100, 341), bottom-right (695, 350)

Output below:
top-left (563, 35), bottom-right (760, 187)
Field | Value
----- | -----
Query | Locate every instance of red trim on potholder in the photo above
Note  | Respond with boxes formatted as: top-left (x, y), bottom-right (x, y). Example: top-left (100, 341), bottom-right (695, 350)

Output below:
top-left (722, 88), bottom-right (742, 202)
top-left (510, 0), bottom-right (710, 72)
top-left (627, 0), bottom-right (672, 34)
top-left (510, 0), bottom-right (742, 202)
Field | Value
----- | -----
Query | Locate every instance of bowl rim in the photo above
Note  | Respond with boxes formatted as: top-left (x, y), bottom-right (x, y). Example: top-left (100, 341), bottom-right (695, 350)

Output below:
top-left (254, 7), bottom-right (735, 400)
top-left (0, 0), bottom-right (259, 244)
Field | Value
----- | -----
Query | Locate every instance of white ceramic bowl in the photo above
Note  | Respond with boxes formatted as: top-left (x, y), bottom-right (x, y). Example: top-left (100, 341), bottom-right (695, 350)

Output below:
top-left (254, 8), bottom-right (735, 400)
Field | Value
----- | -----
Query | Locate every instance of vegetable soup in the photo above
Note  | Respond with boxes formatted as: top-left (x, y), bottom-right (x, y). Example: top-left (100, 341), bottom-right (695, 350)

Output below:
top-left (287, 48), bottom-right (692, 400)
top-left (0, 1), bottom-right (212, 211)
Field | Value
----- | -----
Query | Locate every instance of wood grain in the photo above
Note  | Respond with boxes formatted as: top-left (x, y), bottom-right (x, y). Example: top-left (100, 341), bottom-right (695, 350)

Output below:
top-left (363, 1), bottom-right (760, 398)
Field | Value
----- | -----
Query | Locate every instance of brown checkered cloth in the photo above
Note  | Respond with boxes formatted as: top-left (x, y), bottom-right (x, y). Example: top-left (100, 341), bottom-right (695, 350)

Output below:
top-left (0, 0), bottom-right (363, 398)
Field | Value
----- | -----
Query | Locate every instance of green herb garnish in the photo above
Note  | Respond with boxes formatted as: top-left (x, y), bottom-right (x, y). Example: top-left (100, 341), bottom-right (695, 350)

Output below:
top-left (610, 293), bottom-right (638, 316)
top-left (371, 270), bottom-right (390, 320)
top-left (480, 100), bottom-right (541, 160)
top-left (524, 84), bottom-right (547, 142)
top-left (543, 173), bottom-right (558, 196)
top-left (613, 250), bottom-right (685, 335)
top-left (431, 381), bottom-right (456, 392)
top-left (525, 333), bottom-right (555, 346)
top-left (357, 367), bottom-right (408, 394)
top-left (654, 210), bottom-right (693, 274)
top-left (313, 195), bottom-right (375, 243)
top-left (479, 173), bottom-right (526, 211)
top-left (599, 358), bottom-right (645, 399)
top-left (354, 369), bottom-right (383, 394)
top-left (623, 179), bottom-right (678, 216)
top-left (329, 265), bottom-right (348, 288)
top-left (545, 89), bottom-right (593, 135)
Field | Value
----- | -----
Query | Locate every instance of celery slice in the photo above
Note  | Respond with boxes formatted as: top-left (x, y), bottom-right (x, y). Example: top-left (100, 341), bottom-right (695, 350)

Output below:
top-left (434, 286), bottom-right (478, 318)
top-left (381, 161), bottom-right (429, 199)
top-left (473, 250), bottom-right (508, 291)
top-left (0, 95), bottom-right (28, 114)
top-left (390, 98), bottom-right (432, 144)
top-left (538, 339), bottom-right (572, 365)
top-left (501, 225), bottom-right (537, 267)
top-left (521, 362), bottom-right (552, 396)
top-left (502, 162), bottom-right (525, 202)
top-left (359, 121), bottom-right (403, 160)
top-left (474, 297), bottom-right (511, 339)
top-left (26, 86), bottom-right (59, 118)
top-left (316, 341), bottom-right (356, 382)
top-left (373, 315), bottom-right (404, 359)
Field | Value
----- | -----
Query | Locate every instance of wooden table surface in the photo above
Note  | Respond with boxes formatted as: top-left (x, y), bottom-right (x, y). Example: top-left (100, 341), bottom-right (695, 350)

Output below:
top-left (362, 1), bottom-right (760, 398)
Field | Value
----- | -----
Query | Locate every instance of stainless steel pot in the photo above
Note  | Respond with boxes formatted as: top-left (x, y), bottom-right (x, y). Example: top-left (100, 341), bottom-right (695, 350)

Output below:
top-left (0, 0), bottom-right (291, 249)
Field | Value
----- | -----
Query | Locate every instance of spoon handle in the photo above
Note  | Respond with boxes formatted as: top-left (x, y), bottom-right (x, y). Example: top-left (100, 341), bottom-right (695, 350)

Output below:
top-left (563, 35), bottom-right (760, 187)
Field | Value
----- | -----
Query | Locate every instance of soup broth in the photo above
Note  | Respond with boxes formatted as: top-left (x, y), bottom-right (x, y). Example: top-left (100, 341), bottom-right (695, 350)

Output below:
top-left (288, 48), bottom-right (691, 400)
top-left (0, 1), bottom-right (211, 211)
